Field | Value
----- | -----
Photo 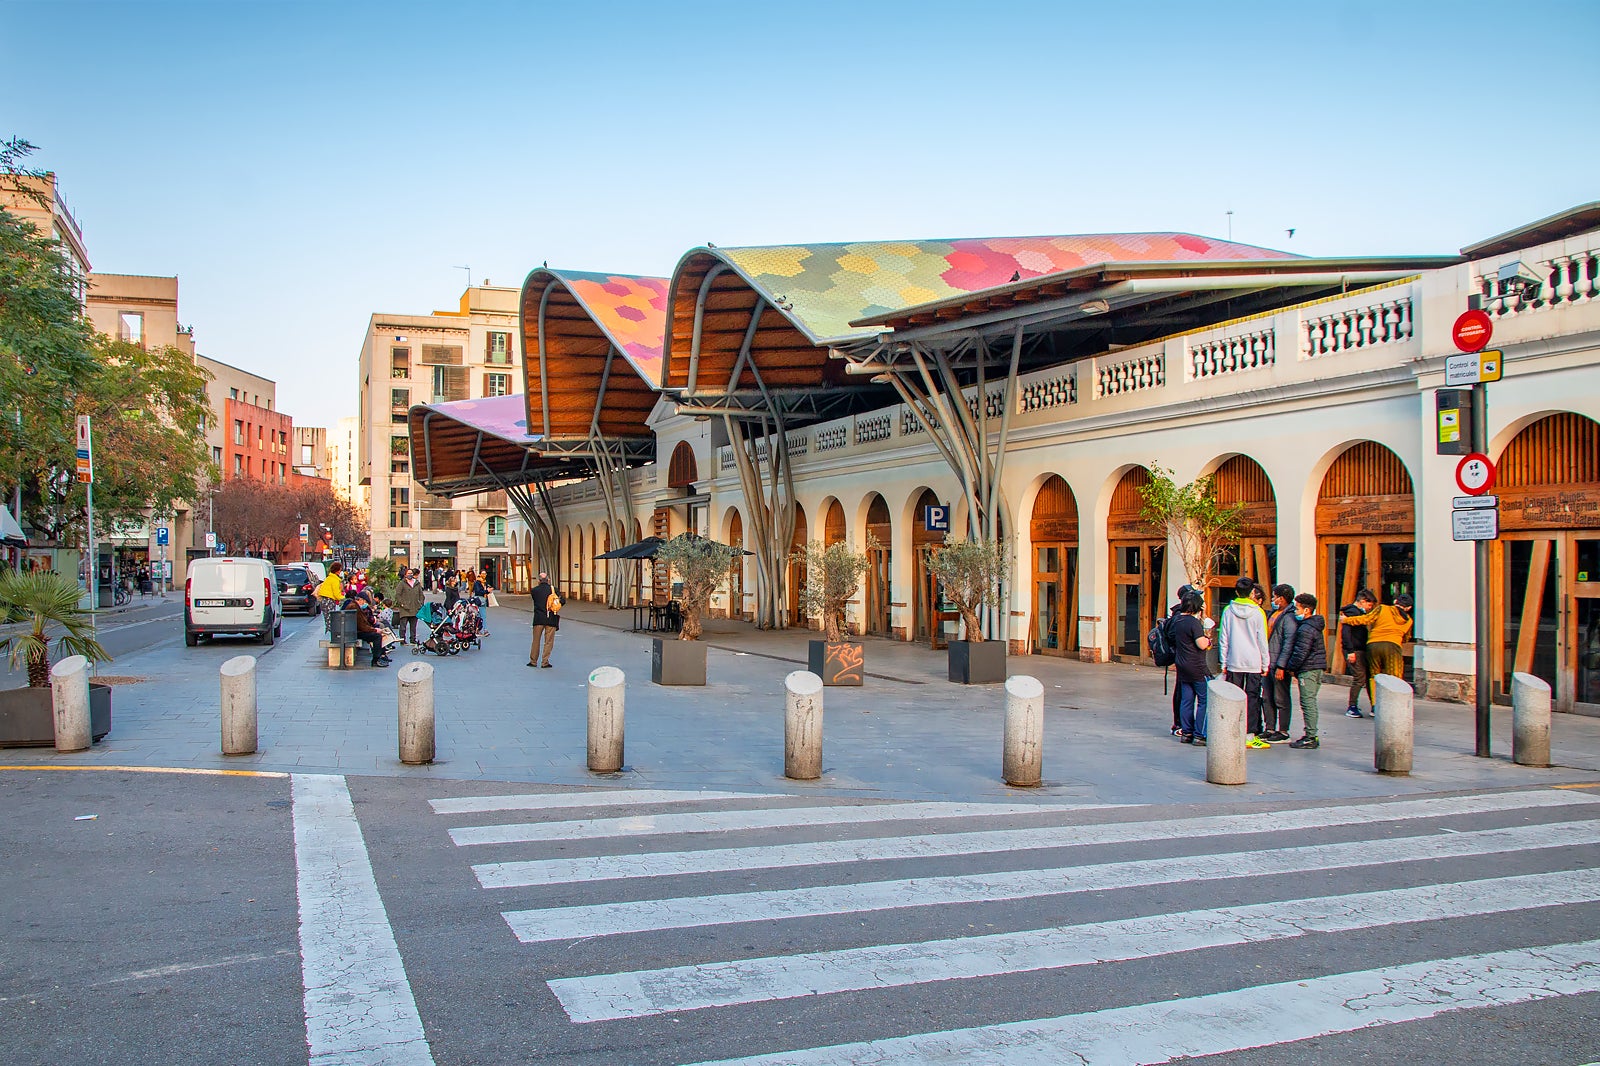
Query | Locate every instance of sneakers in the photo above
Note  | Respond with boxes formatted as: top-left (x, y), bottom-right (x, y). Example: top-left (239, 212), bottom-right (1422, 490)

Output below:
top-left (1264, 730), bottom-right (1290, 742)
top-left (1345, 707), bottom-right (1365, 719)
top-left (1246, 734), bottom-right (1272, 749)
top-left (1289, 735), bottom-right (1321, 749)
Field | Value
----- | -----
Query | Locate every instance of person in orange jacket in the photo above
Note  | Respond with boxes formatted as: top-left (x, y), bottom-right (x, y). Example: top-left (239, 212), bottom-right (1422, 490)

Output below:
top-left (1341, 593), bottom-right (1413, 682)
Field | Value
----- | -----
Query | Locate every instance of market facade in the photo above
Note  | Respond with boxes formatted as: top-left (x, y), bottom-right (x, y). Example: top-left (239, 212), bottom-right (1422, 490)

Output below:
top-left (418, 207), bottom-right (1600, 714)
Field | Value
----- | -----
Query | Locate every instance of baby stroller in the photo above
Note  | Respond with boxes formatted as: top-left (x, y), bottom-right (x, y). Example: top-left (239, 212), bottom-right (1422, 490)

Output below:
top-left (421, 599), bottom-right (481, 655)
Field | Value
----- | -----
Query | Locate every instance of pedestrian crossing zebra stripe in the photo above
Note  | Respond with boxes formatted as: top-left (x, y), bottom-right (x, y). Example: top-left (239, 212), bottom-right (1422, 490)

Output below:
top-left (503, 817), bottom-right (1600, 943)
top-left (549, 865), bottom-right (1600, 1022)
top-left (429, 789), bottom-right (773, 815)
top-left (449, 800), bottom-right (1093, 846)
top-left (473, 787), bottom-right (1596, 889)
top-left (678, 937), bottom-right (1600, 1065)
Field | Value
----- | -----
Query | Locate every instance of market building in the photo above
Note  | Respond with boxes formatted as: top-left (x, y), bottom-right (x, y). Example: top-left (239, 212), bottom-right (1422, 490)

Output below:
top-left (420, 206), bottom-right (1600, 715)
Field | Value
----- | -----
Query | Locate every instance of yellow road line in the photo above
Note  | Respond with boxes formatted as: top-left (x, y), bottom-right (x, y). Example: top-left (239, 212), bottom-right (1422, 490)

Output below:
top-left (0, 764), bottom-right (288, 779)
top-left (1554, 782), bottom-right (1600, 790)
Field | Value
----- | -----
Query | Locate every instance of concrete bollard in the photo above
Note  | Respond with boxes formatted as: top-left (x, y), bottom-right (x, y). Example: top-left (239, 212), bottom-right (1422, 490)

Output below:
top-left (1373, 674), bottom-right (1414, 775)
top-left (1002, 674), bottom-right (1045, 787)
top-left (50, 654), bottom-right (91, 754)
top-left (219, 655), bottom-right (258, 755)
top-left (1205, 678), bottom-right (1247, 785)
top-left (587, 666), bottom-right (626, 773)
top-left (1512, 671), bottom-right (1552, 768)
top-left (784, 670), bottom-right (824, 780)
top-left (397, 660), bottom-right (435, 765)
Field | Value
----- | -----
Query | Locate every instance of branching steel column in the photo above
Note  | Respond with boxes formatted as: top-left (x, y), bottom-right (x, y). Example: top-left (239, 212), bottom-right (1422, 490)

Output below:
top-left (686, 265), bottom-right (729, 397)
top-left (536, 286), bottom-right (553, 436)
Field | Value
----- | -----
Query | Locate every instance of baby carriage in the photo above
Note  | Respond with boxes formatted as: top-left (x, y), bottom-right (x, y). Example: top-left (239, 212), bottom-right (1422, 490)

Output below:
top-left (420, 599), bottom-right (481, 655)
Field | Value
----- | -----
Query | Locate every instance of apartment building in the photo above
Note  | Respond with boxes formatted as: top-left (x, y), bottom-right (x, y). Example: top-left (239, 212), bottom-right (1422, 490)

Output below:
top-left (0, 172), bottom-right (90, 291)
top-left (356, 284), bottom-right (520, 581)
top-left (328, 415), bottom-right (362, 506)
top-left (294, 426), bottom-right (329, 479)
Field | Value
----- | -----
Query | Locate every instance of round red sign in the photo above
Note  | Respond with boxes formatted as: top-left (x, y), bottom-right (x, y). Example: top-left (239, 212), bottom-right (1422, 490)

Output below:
top-left (1452, 309), bottom-right (1493, 353)
top-left (1455, 453), bottom-right (1496, 495)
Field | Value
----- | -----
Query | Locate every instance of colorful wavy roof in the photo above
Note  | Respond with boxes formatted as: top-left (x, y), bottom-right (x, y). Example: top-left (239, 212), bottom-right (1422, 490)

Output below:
top-left (417, 393), bottom-right (538, 445)
top-left (545, 270), bottom-right (670, 383)
top-left (710, 234), bottom-right (1299, 344)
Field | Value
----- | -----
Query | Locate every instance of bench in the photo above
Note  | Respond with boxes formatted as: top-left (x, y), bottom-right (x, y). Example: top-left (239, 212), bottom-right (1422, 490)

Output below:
top-left (320, 639), bottom-right (359, 668)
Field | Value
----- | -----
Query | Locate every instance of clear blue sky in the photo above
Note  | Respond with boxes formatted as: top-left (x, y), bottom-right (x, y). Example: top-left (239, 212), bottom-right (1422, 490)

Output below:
top-left (4, 0), bottom-right (1596, 429)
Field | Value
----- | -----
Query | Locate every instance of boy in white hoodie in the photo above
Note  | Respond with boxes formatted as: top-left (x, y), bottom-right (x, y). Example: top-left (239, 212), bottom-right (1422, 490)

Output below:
top-left (1218, 577), bottom-right (1272, 747)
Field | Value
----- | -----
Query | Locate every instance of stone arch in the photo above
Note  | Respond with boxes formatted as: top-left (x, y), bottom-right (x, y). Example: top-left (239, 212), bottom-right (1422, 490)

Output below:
top-left (1103, 464), bottom-right (1164, 662)
top-left (822, 497), bottom-right (847, 547)
top-left (860, 492), bottom-right (892, 636)
top-left (667, 440), bottom-right (698, 488)
top-left (1205, 453), bottom-right (1278, 610)
top-left (1026, 473), bottom-right (1080, 656)
top-left (723, 506), bottom-right (745, 619)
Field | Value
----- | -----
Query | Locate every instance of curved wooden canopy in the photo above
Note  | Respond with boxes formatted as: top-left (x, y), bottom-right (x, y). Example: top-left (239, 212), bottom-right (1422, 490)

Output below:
top-left (519, 269), bottom-right (668, 445)
top-left (408, 393), bottom-right (570, 498)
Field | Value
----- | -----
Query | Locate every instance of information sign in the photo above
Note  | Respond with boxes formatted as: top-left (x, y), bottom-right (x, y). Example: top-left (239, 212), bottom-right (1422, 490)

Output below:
top-left (1445, 350), bottom-right (1503, 387)
top-left (1455, 453), bottom-right (1496, 495)
top-left (1452, 495), bottom-right (1497, 510)
top-left (156, 526), bottom-right (169, 546)
top-left (205, 531), bottom-right (217, 548)
top-left (924, 504), bottom-right (950, 534)
top-left (300, 523), bottom-right (310, 539)
top-left (1452, 508), bottom-right (1499, 542)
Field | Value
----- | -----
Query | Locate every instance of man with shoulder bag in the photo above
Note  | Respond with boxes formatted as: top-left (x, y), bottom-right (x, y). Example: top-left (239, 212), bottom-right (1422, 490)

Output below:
top-left (529, 571), bottom-right (560, 668)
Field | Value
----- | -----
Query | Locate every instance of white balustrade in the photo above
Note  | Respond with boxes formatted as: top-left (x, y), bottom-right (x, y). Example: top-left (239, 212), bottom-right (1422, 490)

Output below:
top-left (1301, 296), bottom-right (1412, 358)
top-left (1017, 369), bottom-right (1077, 413)
top-left (1188, 327), bottom-right (1275, 381)
top-left (1095, 352), bottom-right (1165, 398)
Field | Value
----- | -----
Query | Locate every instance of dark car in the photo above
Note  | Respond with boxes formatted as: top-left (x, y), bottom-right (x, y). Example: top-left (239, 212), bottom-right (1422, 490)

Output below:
top-left (275, 565), bottom-right (318, 615)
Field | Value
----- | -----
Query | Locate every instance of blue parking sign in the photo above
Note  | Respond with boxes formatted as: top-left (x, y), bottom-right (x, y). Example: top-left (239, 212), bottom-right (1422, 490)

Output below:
top-left (924, 504), bottom-right (950, 533)
top-left (156, 527), bottom-right (169, 546)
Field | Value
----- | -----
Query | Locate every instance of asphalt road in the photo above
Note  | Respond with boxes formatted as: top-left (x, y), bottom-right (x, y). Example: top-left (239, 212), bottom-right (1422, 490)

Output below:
top-left (3, 770), bottom-right (1599, 1066)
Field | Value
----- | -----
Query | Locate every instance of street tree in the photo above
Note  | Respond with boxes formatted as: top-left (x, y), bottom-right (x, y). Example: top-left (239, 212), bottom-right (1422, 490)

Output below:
top-left (1137, 461), bottom-right (1243, 589)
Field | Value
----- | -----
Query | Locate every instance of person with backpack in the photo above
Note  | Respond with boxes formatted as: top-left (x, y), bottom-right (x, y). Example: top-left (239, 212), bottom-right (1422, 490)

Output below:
top-left (1286, 592), bottom-right (1329, 749)
top-left (1171, 588), bottom-right (1213, 744)
top-left (1218, 576), bottom-right (1272, 747)
top-left (528, 570), bottom-right (560, 668)
top-left (1263, 583), bottom-right (1299, 742)
top-left (1154, 584), bottom-right (1193, 736)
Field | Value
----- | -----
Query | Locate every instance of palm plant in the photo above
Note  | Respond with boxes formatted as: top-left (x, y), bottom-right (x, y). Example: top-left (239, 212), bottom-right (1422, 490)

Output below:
top-left (0, 570), bottom-right (111, 687)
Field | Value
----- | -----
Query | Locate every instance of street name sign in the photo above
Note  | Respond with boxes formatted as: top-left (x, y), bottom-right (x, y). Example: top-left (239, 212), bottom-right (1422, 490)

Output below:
top-left (1452, 507), bottom-right (1499, 542)
top-left (1445, 349), bottom-right (1503, 387)
top-left (1452, 494), bottom-right (1497, 510)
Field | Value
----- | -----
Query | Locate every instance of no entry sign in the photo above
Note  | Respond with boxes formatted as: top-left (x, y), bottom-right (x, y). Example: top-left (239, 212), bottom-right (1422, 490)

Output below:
top-left (1455, 453), bottom-right (1496, 495)
top-left (1452, 309), bottom-right (1493, 353)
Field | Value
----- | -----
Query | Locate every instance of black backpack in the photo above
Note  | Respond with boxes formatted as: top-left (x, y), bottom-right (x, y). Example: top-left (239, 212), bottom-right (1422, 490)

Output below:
top-left (1147, 613), bottom-right (1178, 668)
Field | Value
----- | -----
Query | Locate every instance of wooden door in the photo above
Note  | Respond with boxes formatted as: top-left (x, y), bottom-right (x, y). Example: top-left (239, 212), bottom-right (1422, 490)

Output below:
top-left (1495, 532), bottom-right (1600, 713)
top-left (1110, 540), bottom-right (1166, 662)
top-left (1317, 537), bottom-right (1416, 681)
top-left (1032, 544), bottom-right (1079, 656)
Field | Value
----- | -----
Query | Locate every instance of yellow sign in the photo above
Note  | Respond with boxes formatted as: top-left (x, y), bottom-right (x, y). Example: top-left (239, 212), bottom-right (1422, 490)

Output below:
top-left (1478, 350), bottom-right (1502, 382)
top-left (1438, 409), bottom-right (1460, 443)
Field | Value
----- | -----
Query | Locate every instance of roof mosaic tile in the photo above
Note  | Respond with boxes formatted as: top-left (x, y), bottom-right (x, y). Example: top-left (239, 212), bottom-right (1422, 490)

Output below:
top-left (713, 234), bottom-right (1298, 344)
top-left (548, 270), bottom-right (669, 382)
top-left (419, 393), bottom-right (539, 444)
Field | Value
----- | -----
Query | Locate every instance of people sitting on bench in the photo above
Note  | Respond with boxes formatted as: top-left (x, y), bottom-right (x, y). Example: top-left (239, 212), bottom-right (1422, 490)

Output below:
top-left (348, 596), bottom-right (390, 668)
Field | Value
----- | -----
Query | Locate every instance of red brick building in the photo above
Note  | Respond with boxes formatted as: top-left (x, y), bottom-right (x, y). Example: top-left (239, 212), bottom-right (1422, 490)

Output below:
top-left (223, 397), bottom-right (294, 484)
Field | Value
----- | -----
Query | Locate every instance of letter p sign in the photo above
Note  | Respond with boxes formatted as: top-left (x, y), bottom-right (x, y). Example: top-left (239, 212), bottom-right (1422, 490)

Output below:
top-left (924, 504), bottom-right (950, 533)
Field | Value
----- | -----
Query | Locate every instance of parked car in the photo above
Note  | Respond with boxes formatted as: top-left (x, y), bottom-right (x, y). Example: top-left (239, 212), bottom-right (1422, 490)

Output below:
top-left (185, 557), bottom-right (281, 646)
top-left (305, 561), bottom-right (328, 586)
top-left (275, 564), bottom-right (318, 615)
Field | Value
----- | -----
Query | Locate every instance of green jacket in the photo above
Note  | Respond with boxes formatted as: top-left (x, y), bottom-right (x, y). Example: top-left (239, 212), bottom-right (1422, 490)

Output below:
top-left (392, 579), bottom-right (425, 617)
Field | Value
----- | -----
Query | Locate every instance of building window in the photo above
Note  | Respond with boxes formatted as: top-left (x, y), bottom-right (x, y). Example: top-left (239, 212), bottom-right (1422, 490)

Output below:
top-left (483, 372), bottom-right (511, 397)
top-left (392, 387), bottom-right (410, 423)
top-left (229, 387), bottom-right (239, 400)
top-left (300, 443), bottom-right (312, 465)
top-left (118, 311), bottom-right (143, 345)
top-left (233, 420), bottom-right (244, 446)
top-left (392, 458), bottom-right (409, 475)
top-left (390, 510), bottom-right (410, 528)
top-left (485, 515), bottom-right (507, 547)
top-left (391, 435), bottom-right (409, 457)
top-left (390, 487), bottom-right (409, 507)
top-left (392, 347), bottom-right (410, 379)
top-left (486, 332), bottom-right (511, 364)
top-left (421, 344), bottom-right (462, 366)
top-left (212, 446), bottom-right (222, 465)
top-left (431, 365), bottom-right (468, 402)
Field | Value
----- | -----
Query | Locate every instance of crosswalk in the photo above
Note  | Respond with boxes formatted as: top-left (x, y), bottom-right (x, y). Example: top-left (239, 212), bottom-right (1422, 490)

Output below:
top-left (427, 785), bottom-right (1600, 1065)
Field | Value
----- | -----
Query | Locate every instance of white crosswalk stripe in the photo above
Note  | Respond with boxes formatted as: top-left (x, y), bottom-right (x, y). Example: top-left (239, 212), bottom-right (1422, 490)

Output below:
top-left (427, 785), bottom-right (1600, 1065)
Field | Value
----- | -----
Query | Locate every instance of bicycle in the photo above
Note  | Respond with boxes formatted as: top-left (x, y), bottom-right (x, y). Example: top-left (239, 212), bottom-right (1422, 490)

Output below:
top-left (113, 584), bottom-right (132, 606)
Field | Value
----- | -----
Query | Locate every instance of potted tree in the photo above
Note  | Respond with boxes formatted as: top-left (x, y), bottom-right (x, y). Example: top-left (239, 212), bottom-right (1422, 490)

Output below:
top-left (795, 539), bottom-right (873, 686)
top-left (651, 533), bottom-right (740, 686)
top-left (0, 570), bottom-right (114, 746)
top-left (925, 537), bottom-right (1009, 684)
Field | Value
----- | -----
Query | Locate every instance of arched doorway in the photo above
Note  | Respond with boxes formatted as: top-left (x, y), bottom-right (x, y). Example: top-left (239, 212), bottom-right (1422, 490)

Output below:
top-left (788, 502), bottom-right (808, 626)
top-left (1493, 412), bottom-right (1600, 712)
top-left (824, 500), bottom-right (846, 546)
top-left (1030, 475), bottom-right (1079, 657)
top-left (864, 494), bottom-right (892, 636)
top-left (1209, 455), bottom-right (1277, 619)
top-left (1316, 441), bottom-right (1415, 680)
top-left (726, 509), bottom-right (745, 620)
top-left (1108, 467), bottom-right (1166, 663)
top-left (911, 489), bottom-right (950, 646)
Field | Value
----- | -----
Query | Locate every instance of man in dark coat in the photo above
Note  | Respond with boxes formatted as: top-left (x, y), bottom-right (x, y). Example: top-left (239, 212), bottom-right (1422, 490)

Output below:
top-left (1341, 589), bottom-right (1376, 717)
top-left (529, 571), bottom-right (559, 668)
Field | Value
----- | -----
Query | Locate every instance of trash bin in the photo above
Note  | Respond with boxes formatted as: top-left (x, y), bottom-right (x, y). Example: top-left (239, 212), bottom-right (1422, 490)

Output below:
top-left (327, 608), bottom-right (357, 643)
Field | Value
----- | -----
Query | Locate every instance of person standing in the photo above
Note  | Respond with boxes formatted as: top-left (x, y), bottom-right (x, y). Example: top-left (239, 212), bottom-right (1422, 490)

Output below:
top-left (1342, 593), bottom-right (1414, 683)
top-left (314, 562), bottom-right (345, 615)
top-left (1171, 588), bottom-right (1212, 744)
top-left (1167, 584), bottom-right (1195, 737)
top-left (393, 568), bottom-right (424, 646)
top-left (529, 571), bottom-right (559, 668)
top-left (443, 571), bottom-right (460, 612)
top-left (1263, 583), bottom-right (1299, 742)
top-left (1340, 590), bottom-right (1377, 717)
top-left (1218, 576), bottom-right (1272, 747)
top-left (1287, 593), bottom-right (1329, 749)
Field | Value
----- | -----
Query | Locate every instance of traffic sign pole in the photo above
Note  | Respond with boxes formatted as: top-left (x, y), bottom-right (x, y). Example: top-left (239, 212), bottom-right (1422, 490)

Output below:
top-left (1472, 382), bottom-right (1491, 757)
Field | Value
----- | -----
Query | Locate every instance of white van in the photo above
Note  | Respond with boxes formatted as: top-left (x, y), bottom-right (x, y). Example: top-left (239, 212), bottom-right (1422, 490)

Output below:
top-left (185, 557), bottom-right (281, 646)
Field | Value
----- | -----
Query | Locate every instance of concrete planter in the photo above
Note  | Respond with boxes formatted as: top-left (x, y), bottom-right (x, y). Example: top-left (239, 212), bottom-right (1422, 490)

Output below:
top-left (948, 640), bottom-right (1007, 685)
top-left (807, 640), bottom-right (865, 687)
top-left (0, 683), bottom-right (112, 747)
top-left (652, 638), bottom-right (707, 686)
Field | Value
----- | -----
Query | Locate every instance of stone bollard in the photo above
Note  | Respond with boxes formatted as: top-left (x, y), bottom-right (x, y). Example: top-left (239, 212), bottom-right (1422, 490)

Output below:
top-left (50, 654), bottom-right (91, 754)
top-left (1002, 674), bottom-right (1045, 787)
top-left (587, 666), bottom-right (626, 773)
top-left (219, 655), bottom-right (258, 755)
top-left (784, 670), bottom-right (824, 780)
top-left (1512, 672), bottom-right (1552, 768)
top-left (1205, 678), bottom-right (1247, 785)
top-left (1373, 674), bottom-right (1414, 775)
top-left (397, 660), bottom-right (435, 765)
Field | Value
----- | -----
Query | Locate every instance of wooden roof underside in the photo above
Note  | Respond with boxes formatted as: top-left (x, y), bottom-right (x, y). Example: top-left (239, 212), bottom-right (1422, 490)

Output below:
top-left (521, 276), bottom-right (657, 443)
top-left (408, 407), bottom-right (568, 498)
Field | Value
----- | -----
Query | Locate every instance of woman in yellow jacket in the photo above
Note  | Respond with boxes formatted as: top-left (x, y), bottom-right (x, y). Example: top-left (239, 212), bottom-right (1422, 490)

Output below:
top-left (1342, 593), bottom-right (1413, 680)
top-left (313, 561), bottom-right (345, 614)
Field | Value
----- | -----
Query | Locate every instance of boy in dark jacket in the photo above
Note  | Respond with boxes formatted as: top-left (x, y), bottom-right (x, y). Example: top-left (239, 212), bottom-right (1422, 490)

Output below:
top-left (1340, 590), bottom-right (1376, 717)
top-left (1287, 593), bottom-right (1328, 748)
top-left (1264, 584), bottom-right (1298, 741)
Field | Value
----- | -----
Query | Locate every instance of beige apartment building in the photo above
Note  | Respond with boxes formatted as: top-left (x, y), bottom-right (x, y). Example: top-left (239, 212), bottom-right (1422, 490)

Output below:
top-left (1, 173), bottom-right (91, 290)
top-left (356, 284), bottom-right (521, 582)
top-left (328, 415), bottom-right (362, 506)
top-left (294, 426), bottom-right (329, 479)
